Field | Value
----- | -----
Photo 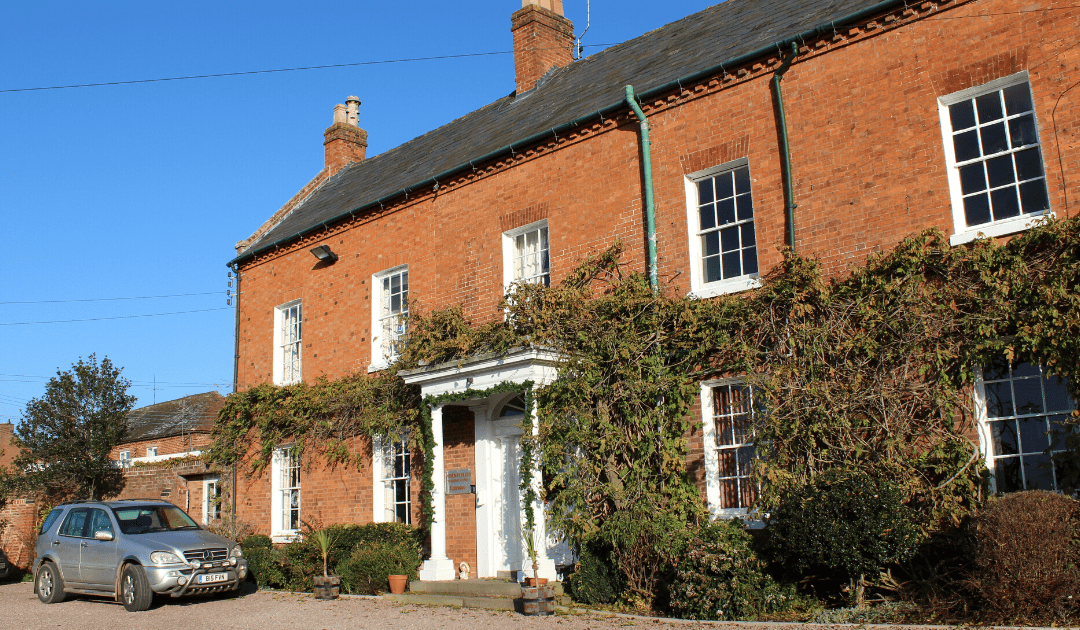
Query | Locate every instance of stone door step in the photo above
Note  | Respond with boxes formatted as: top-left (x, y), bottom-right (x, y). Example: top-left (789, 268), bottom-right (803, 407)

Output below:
top-left (407, 579), bottom-right (526, 599)
top-left (386, 592), bottom-right (516, 611)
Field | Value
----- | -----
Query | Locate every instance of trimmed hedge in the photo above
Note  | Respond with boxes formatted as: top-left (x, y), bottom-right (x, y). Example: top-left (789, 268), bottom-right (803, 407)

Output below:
top-left (337, 541), bottom-right (422, 594)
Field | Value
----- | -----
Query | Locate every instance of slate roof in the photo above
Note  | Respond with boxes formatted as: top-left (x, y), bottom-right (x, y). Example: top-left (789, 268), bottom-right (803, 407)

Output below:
top-left (123, 391), bottom-right (224, 443)
top-left (236, 0), bottom-right (901, 263)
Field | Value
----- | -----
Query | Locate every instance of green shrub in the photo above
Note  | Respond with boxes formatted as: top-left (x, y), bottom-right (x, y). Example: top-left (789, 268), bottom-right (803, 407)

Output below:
top-left (670, 519), bottom-right (803, 621)
top-left (337, 540), bottom-right (422, 595)
top-left (241, 534), bottom-right (273, 550)
top-left (972, 490), bottom-right (1080, 624)
top-left (242, 546), bottom-right (289, 590)
top-left (567, 539), bottom-right (623, 605)
top-left (766, 469), bottom-right (922, 603)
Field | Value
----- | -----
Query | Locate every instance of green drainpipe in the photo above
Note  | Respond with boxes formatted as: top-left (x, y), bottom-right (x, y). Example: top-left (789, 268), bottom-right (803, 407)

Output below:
top-left (773, 42), bottom-right (799, 252)
top-left (625, 85), bottom-right (659, 293)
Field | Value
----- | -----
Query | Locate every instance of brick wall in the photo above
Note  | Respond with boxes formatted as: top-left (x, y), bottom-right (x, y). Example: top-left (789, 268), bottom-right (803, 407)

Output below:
top-left (442, 406), bottom-right (477, 578)
top-left (231, 0), bottom-right (1080, 550)
top-left (109, 432), bottom-right (212, 459)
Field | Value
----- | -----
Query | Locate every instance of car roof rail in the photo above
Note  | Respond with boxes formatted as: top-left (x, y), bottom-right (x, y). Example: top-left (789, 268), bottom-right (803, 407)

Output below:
top-left (57, 499), bottom-right (97, 506)
top-left (113, 498), bottom-right (170, 503)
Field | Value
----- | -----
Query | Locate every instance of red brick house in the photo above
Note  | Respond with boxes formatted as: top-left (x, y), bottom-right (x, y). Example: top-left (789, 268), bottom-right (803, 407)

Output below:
top-left (228, 0), bottom-right (1079, 581)
top-left (107, 391), bottom-right (227, 526)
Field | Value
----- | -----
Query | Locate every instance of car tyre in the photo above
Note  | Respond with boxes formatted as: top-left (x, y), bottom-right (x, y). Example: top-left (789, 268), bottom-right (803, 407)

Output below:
top-left (36, 563), bottom-right (66, 604)
top-left (120, 564), bottom-right (154, 612)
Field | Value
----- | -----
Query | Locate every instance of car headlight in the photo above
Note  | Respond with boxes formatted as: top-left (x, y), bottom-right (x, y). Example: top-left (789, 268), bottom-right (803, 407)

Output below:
top-left (230, 546), bottom-right (243, 558)
top-left (150, 551), bottom-right (184, 565)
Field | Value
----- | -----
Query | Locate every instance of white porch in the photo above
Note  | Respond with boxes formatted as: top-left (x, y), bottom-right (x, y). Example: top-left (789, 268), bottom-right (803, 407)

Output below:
top-left (400, 347), bottom-right (568, 582)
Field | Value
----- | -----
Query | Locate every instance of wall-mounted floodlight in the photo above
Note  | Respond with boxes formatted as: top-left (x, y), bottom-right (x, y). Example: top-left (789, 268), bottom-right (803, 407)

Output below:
top-left (309, 245), bottom-right (338, 264)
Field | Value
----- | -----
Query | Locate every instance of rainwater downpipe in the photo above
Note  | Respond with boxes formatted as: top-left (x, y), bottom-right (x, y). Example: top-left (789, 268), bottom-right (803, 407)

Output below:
top-left (624, 85), bottom-right (659, 293)
top-left (773, 42), bottom-right (800, 252)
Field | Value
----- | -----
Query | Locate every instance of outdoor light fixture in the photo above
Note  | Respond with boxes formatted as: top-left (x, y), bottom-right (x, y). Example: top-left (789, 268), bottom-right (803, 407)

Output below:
top-left (309, 245), bottom-right (338, 264)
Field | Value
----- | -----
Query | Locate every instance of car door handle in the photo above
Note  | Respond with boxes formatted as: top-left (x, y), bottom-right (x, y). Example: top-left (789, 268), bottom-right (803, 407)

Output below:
top-left (81, 542), bottom-right (88, 548)
top-left (51, 541), bottom-right (60, 546)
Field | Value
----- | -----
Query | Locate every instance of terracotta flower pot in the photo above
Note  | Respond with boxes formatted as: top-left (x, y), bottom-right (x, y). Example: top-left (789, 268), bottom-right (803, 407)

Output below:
top-left (388, 574), bottom-right (408, 594)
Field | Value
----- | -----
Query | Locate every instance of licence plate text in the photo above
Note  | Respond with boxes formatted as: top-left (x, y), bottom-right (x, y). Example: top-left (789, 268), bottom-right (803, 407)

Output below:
top-left (198, 572), bottom-right (228, 584)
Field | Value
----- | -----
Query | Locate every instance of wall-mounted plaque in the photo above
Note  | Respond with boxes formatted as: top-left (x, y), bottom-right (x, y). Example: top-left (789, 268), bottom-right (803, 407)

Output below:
top-left (446, 468), bottom-right (472, 494)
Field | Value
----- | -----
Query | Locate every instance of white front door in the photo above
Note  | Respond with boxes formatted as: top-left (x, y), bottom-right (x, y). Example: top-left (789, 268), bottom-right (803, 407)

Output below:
top-left (492, 431), bottom-right (522, 573)
top-left (475, 411), bottom-right (526, 578)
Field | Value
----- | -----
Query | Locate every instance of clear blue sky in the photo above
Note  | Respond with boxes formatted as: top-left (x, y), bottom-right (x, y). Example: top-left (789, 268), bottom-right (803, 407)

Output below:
top-left (0, 0), bottom-right (715, 421)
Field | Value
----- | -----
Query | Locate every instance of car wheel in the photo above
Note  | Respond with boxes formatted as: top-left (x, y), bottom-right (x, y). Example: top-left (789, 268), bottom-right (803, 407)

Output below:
top-left (120, 564), bottom-right (154, 612)
top-left (36, 563), bottom-right (66, 604)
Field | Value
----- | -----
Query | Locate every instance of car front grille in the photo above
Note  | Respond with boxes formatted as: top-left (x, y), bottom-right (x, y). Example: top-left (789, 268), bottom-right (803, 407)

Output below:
top-left (183, 548), bottom-right (228, 563)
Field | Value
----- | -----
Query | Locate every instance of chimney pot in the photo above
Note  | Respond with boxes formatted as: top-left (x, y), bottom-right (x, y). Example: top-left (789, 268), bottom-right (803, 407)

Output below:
top-left (324, 96), bottom-right (367, 176)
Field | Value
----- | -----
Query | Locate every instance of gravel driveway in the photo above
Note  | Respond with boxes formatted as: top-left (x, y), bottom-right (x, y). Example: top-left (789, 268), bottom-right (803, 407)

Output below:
top-left (0, 582), bottom-right (721, 630)
top-left (0, 581), bottom-right (992, 630)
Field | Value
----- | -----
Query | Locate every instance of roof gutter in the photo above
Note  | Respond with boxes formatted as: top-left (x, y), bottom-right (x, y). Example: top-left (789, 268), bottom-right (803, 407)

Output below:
top-left (228, 0), bottom-right (908, 268)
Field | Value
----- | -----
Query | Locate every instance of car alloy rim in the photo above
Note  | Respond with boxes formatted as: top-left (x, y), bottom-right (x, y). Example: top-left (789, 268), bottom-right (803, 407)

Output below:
top-left (123, 574), bottom-right (135, 604)
top-left (40, 570), bottom-right (52, 597)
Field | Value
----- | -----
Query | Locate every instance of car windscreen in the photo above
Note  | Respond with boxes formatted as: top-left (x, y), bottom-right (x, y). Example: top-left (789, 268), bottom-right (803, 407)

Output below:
top-left (111, 505), bottom-right (200, 534)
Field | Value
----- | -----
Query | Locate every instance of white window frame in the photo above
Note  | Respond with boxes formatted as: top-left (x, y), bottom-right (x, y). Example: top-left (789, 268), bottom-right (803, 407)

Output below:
top-left (118, 450), bottom-right (131, 468)
top-left (974, 361), bottom-right (1075, 494)
top-left (701, 378), bottom-right (760, 521)
top-left (502, 219), bottom-right (551, 293)
top-left (371, 433), bottom-right (412, 524)
top-left (369, 265), bottom-right (409, 371)
top-left (684, 159), bottom-right (761, 298)
top-left (938, 72), bottom-right (1053, 245)
top-left (202, 478), bottom-right (222, 525)
top-left (273, 300), bottom-right (303, 385)
top-left (146, 446), bottom-right (158, 457)
top-left (270, 446), bottom-right (301, 542)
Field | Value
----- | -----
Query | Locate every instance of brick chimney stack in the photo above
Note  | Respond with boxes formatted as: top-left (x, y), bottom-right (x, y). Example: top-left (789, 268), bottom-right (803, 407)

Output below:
top-left (511, 0), bottom-right (574, 93)
top-left (323, 96), bottom-right (367, 176)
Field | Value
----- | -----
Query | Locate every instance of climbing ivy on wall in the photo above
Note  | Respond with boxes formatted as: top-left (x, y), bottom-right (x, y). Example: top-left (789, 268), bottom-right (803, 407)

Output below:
top-left (208, 217), bottom-right (1080, 580)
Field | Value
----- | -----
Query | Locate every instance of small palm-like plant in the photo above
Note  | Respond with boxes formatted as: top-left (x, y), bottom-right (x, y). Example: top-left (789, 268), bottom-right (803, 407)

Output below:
top-left (312, 528), bottom-right (337, 578)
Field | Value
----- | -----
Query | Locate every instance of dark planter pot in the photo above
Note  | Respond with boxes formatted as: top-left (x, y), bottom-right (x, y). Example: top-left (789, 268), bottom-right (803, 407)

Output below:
top-left (313, 575), bottom-right (341, 600)
top-left (519, 584), bottom-right (556, 616)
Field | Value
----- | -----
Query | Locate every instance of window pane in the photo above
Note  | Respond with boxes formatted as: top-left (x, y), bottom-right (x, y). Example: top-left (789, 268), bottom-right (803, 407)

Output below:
top-left (1014, 362), bottom-right (1041, 378)
top-left (1018, 417), bottom-right (1050, 452)
top-left (702, 232), bottom-right (719, 256)
top-left (985, 154), bottom-right (1015, 189)
top-left (1014, 148), bottom-right (1044, 181)
top-left (720, 226), bottom-right (739, 252)
top-left (950, 100), bottom-right (976, 131)
top-left (722, 252), bottom-right (741, 279)
top-left (963, 193), bottom-right (992, 226)
top-left (980, 122), bottom-right (1008, 155)
top-left (976, 92), bottom-right (1004, 123)
top-left (717, 198), bottom-right (736, 226)
top-left (716, 171), bottom-right (734, 199)
top-left (985, 382), bottom-right (1014, 418)
top-left (953, 130), bottom-right (980, 162)
top-left (717, 450), bottom-right (737, 474)
top-left (736, 193), bottom-right (754, 221)
top-left (740, 223), bottom-right (756, 248)
top-left (734, 167), bottom-right (751, 195)
top-left (742, 247), bottom-right (758, 275)
top-left (1012, 377), bottom-right (1044, 415)
top-left (1018, 179), bottom-right (1048, 220)
top-left (719, 478), bottom-right (740, 508)
top-left (991, 419), bottom-right (1020, 455)
top-left (1003, 83), bottom-right (1033, 116)
top-left (699, 204), bottom-right (716, 230)
top-left (1049, 415), bottom-right (1073, 451)
top-left (704, 255), bottom-right (721, 283)
top-left (959, 163), bottom-right (987, 195)
top-left (1045, 376), bottom-right (1073, 412)
top-left (697, 179), bottom-right (714, 204)
top-left (1022, 453), bottom-right (1055, 490)
top-left (991, 187), bottom-right (1021, 221)
top-left (1009, 114), bottom-right (1037, 148)
top-left (993, 457), bottom-right (1023, 492)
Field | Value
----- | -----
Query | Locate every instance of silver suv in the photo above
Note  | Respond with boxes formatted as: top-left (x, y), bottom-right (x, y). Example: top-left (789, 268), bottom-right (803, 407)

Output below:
top-left (33, 499), bottom-right (248, 612)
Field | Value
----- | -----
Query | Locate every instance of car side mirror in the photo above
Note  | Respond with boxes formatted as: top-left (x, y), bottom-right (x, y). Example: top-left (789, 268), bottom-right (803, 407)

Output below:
top-left (94, 530), bottom-right (114, 541)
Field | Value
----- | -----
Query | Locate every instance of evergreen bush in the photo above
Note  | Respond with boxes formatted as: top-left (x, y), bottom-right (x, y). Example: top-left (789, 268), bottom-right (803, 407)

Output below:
top-left (567, 538), bottom-right (623, 605)
top-left (337, 540), bottom-right (422, 594)
top-left (241, 534), bottom-right (273, 550)
top-left (670, 519), bottom-right (801, 620)
top-left (766, 469), bottom-right (922, 603)
top-left (972, 490), bottom-right (1080, 624)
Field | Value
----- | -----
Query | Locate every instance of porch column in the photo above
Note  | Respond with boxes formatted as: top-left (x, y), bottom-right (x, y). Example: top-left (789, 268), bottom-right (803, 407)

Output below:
top-left (419, 403), bottom-right (457, 580)
top-left (524, 389), bottom-right (557, 581)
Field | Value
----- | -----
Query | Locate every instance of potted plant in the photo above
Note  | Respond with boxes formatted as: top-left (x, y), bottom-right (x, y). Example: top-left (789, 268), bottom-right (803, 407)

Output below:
top-left (311, 528), bottom-right (341, 600)
top-left (520, 524), bottom-right (546, 587)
